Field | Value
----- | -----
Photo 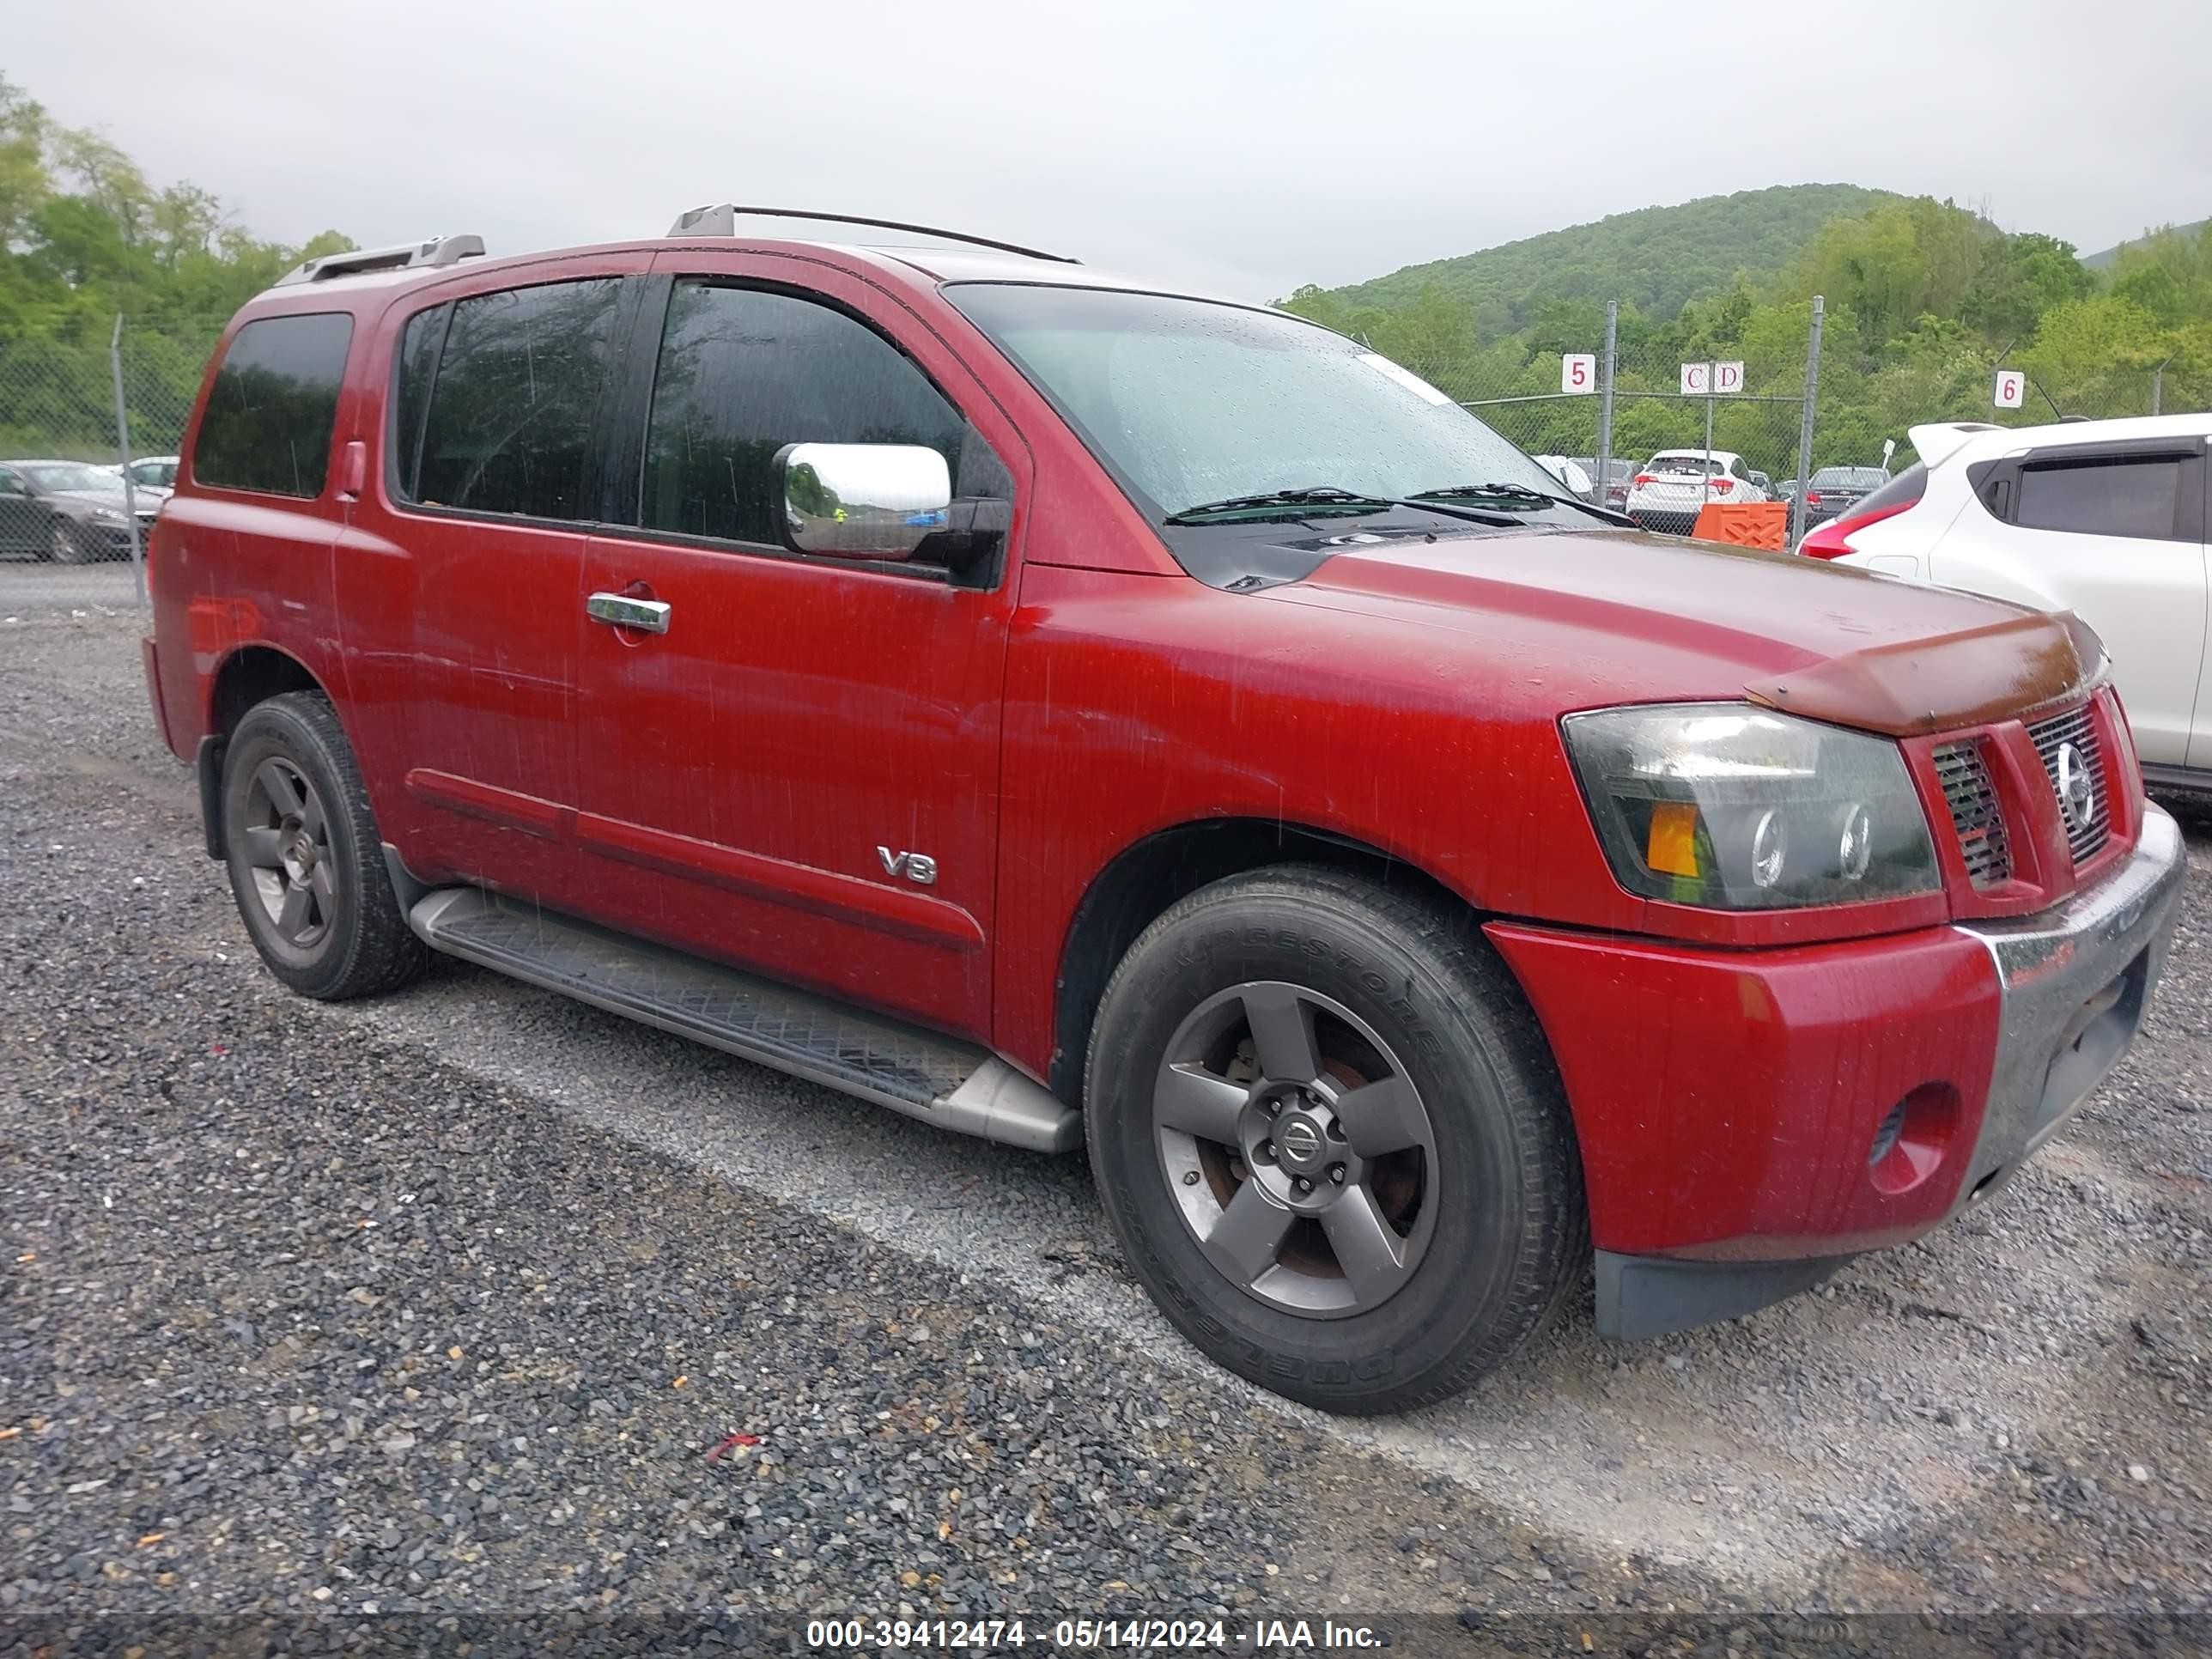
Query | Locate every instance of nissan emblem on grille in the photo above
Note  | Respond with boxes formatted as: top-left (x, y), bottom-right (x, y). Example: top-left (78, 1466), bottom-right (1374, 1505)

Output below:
top-left (2056, 741), bottom-right (2098, 836)
top-left (2029, 706), bottom-right (2111, 866)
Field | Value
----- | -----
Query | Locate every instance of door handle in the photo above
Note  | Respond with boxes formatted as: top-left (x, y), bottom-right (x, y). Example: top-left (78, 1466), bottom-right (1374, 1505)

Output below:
top-left (586, 591), bottom-right (671, 634)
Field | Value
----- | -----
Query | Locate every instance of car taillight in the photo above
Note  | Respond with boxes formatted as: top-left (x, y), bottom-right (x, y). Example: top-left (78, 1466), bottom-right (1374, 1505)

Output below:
top-left (1709, 477), bottom-right (1734, 493)
top-left (1804, 490), bottom-right (1822, 504)
top-left (1633, 474), bottom-right (1655, 486)
top-left (1798, 492), bottom-right (1921, 559)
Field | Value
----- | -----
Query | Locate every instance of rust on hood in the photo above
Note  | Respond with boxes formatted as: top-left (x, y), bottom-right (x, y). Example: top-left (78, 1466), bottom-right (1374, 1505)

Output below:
top-left (1744, 609), bottom-right (2108, 737)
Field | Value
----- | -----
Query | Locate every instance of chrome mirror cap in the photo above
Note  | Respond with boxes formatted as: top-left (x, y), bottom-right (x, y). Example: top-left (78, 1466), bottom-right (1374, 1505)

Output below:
top-left (775, 442), bottom-right (952, 560)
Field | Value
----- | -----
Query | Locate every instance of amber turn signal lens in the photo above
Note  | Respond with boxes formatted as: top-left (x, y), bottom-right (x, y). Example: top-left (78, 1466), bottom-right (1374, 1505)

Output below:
top-left (1645, 802), bottom-right (1703, 878)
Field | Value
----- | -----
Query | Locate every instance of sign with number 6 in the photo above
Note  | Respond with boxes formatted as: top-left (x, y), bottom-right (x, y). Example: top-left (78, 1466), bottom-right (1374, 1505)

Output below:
top-left (1561, 353), bottom-right (1595, 395)
top-left (1993, 370), bottom-right (2026, 409)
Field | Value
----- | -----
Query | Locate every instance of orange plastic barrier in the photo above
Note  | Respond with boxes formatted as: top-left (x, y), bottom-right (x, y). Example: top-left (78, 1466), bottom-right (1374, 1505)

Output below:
top-left (1690, 501), bottom-right (1790, 550)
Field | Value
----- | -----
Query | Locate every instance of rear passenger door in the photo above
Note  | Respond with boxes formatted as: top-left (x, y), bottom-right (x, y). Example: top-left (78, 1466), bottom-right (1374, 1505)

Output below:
top-left (1954, 439), bottom-right (2207, 767)
top-left (568, 254), bottom-right (1028, 1042)
top-left (364, 261), bottom-right (648, 897)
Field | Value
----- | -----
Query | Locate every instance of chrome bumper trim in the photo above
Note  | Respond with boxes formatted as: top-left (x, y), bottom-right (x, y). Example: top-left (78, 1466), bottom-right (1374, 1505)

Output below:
top-left (1952, 804), bottom-right (2186, 1206)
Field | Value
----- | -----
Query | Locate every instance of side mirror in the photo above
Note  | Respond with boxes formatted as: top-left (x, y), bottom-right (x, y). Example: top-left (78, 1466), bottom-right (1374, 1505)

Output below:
top-left (775, 442), bottom-right (953, 561)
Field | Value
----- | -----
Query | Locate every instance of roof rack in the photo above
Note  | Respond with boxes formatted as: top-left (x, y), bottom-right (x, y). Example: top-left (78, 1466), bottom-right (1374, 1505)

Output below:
top-left (665, 204), bottom-right (1079, 264)
top-left (274, 234), bottom-right (487, 287)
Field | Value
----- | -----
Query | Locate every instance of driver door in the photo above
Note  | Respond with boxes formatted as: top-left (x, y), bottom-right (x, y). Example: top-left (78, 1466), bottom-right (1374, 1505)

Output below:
top-left (568, 254), bottom-right (1030, 1042)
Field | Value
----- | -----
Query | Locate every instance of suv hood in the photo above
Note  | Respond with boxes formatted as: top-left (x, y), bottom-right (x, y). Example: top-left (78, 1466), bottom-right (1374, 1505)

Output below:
top-left (49, 488), bottom-right (137, 510)
top-left (1271, 528), bottom-right (2098, 737)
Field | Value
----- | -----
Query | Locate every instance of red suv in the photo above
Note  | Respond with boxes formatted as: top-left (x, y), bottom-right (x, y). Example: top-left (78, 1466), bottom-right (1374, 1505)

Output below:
top-left (142, 209), bottom-right (2185, 1413)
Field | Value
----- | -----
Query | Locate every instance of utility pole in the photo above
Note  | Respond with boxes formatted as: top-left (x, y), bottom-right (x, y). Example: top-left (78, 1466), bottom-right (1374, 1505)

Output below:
top-left (1793, 296), bottom-right (1824, 546)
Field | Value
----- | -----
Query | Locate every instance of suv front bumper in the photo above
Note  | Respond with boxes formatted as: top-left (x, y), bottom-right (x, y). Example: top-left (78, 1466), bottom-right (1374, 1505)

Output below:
top-left (1489, 804), bottom-right (2186, 1338)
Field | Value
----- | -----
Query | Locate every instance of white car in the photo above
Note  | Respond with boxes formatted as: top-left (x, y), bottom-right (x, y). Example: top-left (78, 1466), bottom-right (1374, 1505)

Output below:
top-left (1531, 453), bottom-right (1594, 501)
top-left (120, 454), bottom-right (179, 497)
top-left (1814, 414), bottom-right (2211, 781)
top-left (1624, 448), bottom-right (1770, 534)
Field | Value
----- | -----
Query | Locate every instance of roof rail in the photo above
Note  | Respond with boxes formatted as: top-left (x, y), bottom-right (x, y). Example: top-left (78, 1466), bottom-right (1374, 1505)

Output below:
top-left (665, 204), bottom-right (1079, 264)
top-left (274, 234), bottom-right (487, 287)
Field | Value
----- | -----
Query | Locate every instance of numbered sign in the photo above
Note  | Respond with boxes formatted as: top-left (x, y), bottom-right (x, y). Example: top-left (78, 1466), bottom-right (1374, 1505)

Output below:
top-left (1561, 353), bottom-right (1596, 394)
top-left (1993, 368), bottom-right (2026, 409)
top-left (1680, 361), bottom-right (1747, 396)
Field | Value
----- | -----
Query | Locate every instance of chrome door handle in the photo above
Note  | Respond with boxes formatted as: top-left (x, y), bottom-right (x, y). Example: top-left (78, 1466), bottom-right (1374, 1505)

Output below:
top-left (586, 591), bottom-right (671, 634)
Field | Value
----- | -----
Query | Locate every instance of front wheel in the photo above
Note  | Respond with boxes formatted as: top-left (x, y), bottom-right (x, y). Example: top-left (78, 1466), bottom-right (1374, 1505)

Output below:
top-left (47, 519), bottom-right (92, 564)
top-left (1085, 866), bottom-right (1588, 1413)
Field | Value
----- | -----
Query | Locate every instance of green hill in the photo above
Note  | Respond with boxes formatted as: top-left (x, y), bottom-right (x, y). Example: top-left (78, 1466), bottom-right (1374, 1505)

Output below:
top-left (2084, 218), bottom-right (2209, 270)
top-left (1308, 183), bottom-right (1904, 328)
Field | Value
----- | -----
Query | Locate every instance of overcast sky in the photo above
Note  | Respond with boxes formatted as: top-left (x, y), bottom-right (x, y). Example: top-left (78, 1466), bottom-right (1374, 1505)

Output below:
top-left (13, 0), bottom-right (2209, 301)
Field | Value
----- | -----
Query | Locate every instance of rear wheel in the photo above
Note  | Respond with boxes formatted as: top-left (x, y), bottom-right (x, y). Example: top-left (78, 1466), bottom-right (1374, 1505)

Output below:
top-left (221, 692), bottom-right (430, 1000)
top-left (1085, 866), bottom-right (1588, 1413)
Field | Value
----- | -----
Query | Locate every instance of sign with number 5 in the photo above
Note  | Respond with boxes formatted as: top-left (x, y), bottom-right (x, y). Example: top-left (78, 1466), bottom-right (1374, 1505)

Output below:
top-left (1561, 353), bottom-right (1595, 394)
top-left (1993, 369), bottom-right (2026, 409)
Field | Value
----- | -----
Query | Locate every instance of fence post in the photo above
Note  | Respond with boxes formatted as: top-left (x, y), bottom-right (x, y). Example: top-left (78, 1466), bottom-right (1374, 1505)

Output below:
top-left (1595, 301), bottom-right (1618, 502)
top-left (109, 314), bottom-right (147, 607)
top-left (2152, 356), bottom-right (2169, 416)
top-left (1794, 295), bottom-right (1824, 544)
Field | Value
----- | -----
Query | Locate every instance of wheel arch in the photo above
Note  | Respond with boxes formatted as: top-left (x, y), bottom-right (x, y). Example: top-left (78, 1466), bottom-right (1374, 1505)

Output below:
top-left (1048, 817), bottom-right (1481, 1105)
top-left (196, 645), bottom-right (337, 861)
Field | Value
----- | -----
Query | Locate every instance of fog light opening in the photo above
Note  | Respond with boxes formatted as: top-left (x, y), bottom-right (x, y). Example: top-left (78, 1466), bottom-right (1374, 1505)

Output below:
top-left (1869, 1082), bottom-right (1960, 1195)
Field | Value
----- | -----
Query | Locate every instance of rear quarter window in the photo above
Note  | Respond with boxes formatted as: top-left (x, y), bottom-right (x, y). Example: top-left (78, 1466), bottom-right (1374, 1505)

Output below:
top-left (191, 313), bottom-right (355, 498)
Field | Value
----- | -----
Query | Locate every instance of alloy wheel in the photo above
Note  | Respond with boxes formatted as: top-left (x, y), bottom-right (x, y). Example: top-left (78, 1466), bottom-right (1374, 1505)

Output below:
top-left (1152, 981), bottom-right (1438, 1318)
top-left (239, 757), bottom-right (338, 949)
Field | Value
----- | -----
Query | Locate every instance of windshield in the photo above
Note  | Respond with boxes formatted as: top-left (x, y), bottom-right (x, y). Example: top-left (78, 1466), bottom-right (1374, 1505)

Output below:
top-left (1646, 454), bottom-right (1727, 477)
top-left (1811, 467), bottom-right (1886, 488)
top-left (23, 463), bottom-right (118, 493)
top-left (946, 284), bottom-right (1568, 519)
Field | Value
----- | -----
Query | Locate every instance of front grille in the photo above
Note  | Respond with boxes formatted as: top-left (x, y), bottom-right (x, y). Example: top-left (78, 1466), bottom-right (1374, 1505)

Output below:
top-left (2028, 704), bottom-right (2111, 866)
top-left (1933, 739), bottom-right (2012, 888)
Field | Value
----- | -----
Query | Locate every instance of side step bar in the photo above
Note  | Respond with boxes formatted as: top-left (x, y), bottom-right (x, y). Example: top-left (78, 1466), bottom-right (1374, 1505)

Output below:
top-left (407, 888), bottom-right (1080, 1154)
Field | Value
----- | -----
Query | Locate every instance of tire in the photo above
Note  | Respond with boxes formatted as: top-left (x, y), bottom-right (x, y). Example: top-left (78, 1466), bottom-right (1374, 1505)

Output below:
top-left (220, 691), bottom-right (430, 1000)
top-left (1085, 866), bottom-right (1588, 1414)
top-left (48, 519), bottom-right (92, 565)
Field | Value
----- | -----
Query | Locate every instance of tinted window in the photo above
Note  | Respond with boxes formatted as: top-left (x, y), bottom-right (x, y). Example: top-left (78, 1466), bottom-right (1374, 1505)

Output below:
top-left (641, 283), bottom-right (970, 547)
top-left (414, 279), bottom-right (622, 520)
top-left (191, 313), bottom-right (354, 497)
top-left (391, 302), bottom-right (449, 501)
top-left (2016, 458), bottom-right (2184, 540)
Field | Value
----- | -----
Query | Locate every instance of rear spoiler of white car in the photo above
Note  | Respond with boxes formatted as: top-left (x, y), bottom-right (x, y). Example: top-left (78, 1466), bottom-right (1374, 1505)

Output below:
top-left (1907, 422), bottom-right (2001, 469)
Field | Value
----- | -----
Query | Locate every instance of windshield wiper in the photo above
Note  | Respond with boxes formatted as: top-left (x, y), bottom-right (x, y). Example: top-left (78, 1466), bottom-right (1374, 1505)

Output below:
top-left (1164, 486), bottom-right (1394, 525)
top-left (1410, 482), bottom-right (1566, 506)
top-left (1412, 482), bottom-right (1634, 526)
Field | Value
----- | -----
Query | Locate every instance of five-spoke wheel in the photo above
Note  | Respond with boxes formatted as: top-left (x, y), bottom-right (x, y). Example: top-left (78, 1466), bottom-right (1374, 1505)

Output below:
top-left (1085, 865), bottom-right (1589, 1413)
top-left (238, 756), bottom-right (338, 951)
top-left (1155, 981), bottom-right (1437, 1318)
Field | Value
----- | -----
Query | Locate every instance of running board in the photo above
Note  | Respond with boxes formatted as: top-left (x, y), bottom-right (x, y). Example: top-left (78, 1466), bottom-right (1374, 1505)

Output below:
top-left (407, 888), bottom-right (1079, 1154)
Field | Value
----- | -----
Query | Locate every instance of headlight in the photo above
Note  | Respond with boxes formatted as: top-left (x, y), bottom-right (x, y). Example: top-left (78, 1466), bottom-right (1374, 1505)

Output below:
top-left (1563, 702), bottom-right (1940, 909)
top-left (89, 506), bottom-right (125, 524)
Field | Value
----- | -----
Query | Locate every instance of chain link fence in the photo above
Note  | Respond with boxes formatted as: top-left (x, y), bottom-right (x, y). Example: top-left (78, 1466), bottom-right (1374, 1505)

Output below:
top-left (0, 315), bottom-right (225, 617)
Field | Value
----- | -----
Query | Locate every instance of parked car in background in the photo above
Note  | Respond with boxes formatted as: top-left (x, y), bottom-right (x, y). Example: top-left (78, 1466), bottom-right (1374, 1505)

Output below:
top-left (1532, 453), bottom-right (1595, 501)
top-left (1749, 470), bottom-right (1773, 496)
top-left (122, 454), bottom-right (181, 495)
top-left (0, 458), bottom-right (161, 562)
top-left (1814, 415), bottom-right (2210, 781)
top-left (144, 218), bottom-right (2182, 1414)
top-left (1795, 465), bottom-right (1888, 535)
top-left (1572, 457), bottom-right (1637, 510)
top-left (1624, 449), bottom-right (1770, 534)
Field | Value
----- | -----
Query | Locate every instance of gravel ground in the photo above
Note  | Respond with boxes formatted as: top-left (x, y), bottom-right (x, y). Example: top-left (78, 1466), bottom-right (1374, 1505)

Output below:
top-left (3, 607), bottom-right (2209, 1649)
